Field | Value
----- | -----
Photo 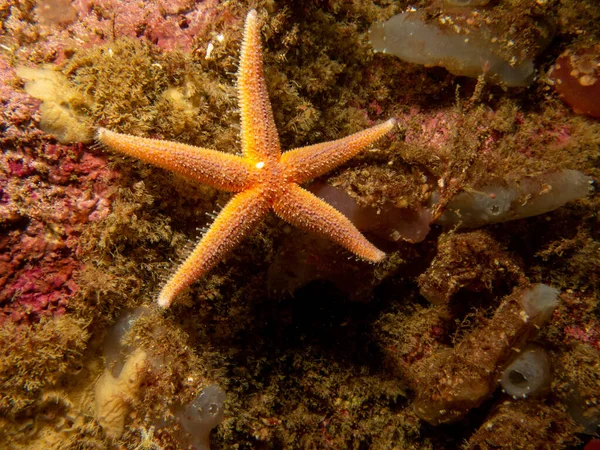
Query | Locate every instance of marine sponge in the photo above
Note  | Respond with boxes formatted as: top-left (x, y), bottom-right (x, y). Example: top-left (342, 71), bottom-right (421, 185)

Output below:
top-left (94, 347), bottom-right (148, 440)
top-left (17, 67), bottom-right (93, 143)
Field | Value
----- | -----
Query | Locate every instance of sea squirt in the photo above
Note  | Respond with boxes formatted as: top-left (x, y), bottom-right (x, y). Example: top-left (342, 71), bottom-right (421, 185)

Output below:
top-left (411, 284), bottom-right (559, 425)
top-left (434, 169), bottom-right (594, 228)
top-left (95, 306), bottom-right (227, 447)
top-left (95, 307), bottom-right (152, 439)
top-left (500, 346), bottom-right (552, 399)
top-left (176, 385), bottom-right (227, 450)
top-left (369, 10), bottom-right (535, 86)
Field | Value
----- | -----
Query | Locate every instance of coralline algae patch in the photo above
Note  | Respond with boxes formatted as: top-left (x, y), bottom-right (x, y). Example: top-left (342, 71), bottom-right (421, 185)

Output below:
top-left (0, 142), bottom-right (116, 323)
top-left (0, 63), bottom-right (45, 145)
top-left (0, 52), bottom-right (121, 324)
top-left (0, 58), bottom-right (118, 323)
top-left (2, 0), bottom-right (224, 63)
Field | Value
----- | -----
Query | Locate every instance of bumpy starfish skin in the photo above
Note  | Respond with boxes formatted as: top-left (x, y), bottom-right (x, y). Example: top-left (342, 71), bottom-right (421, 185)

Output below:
top-left (97, 10), bottom-right (396, 308)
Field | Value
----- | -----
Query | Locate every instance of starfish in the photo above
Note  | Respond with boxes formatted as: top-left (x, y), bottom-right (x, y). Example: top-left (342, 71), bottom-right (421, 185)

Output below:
top-left (97, 9), bottom-right (396, 308)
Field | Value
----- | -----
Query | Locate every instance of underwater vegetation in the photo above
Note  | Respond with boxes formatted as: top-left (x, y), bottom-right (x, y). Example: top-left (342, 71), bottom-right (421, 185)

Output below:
top-left (0, 0), bottom-right (599, 449)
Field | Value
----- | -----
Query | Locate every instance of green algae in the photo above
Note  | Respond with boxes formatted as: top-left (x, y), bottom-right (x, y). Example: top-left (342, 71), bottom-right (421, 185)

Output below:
top-left (0, 316), bottom-right (88, 415)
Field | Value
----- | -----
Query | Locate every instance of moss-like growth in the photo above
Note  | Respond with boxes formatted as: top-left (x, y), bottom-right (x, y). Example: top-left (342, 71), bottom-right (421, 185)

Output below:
top-left (465, 399), bottom-right (579, 450)
top-left (418, 230), bottom-right (527, 305)
top-left (0, 316), bottom-right (88, 417)
top-left (61, 37), bottom-right (240, 149)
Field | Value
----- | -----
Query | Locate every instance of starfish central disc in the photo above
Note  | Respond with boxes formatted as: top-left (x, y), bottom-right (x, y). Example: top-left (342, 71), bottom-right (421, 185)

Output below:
top-left (97, 9), bottom-right (396, 308)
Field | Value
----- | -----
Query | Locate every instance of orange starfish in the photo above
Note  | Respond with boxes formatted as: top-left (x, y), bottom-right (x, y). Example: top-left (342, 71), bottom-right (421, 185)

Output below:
top-left (97, 10), bottom-right (396, 308)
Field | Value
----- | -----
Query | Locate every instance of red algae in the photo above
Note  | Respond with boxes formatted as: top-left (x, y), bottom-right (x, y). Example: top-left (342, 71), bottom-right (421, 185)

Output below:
top-left (549, 45), bottom-right (600, 119)
top-left (0, 57), bottom-right (45, 144)
top-left (2, 0), bottom-right (223, 63)
top-left (0, 141), bottom-right (117, 324)
top-left (1, 57), bottom-right (118, 323)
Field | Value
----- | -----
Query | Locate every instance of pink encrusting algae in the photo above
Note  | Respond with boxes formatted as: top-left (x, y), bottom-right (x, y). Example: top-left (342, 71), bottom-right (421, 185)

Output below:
top-left (0, 140), bottom-right (116, 324)
top-left (3, 0), bottom-right (225, 64)
top-left (1, 57), bottom-right (117, 324)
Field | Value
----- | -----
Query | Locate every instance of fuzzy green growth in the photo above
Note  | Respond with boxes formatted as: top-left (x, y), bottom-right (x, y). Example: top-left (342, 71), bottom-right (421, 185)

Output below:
top-left (0, 316), bottom-right (88, 416)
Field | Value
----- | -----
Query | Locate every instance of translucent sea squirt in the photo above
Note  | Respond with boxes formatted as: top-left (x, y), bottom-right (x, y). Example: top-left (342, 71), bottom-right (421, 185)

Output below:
top-left (369, 11), bottom-right (535, 86)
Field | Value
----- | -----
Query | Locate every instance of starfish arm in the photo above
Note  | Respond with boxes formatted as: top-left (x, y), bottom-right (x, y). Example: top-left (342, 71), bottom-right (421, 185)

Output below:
top-left (97, 128), bottom-right (255, 192)
top-left (273, 183), bottom-right (385, 262)
top-left (238, 10), bottom-right (281, 161)
top-left (281, 118), bottom-right (396, 184)
top-left (157, 187), bottom-right (270, 308)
